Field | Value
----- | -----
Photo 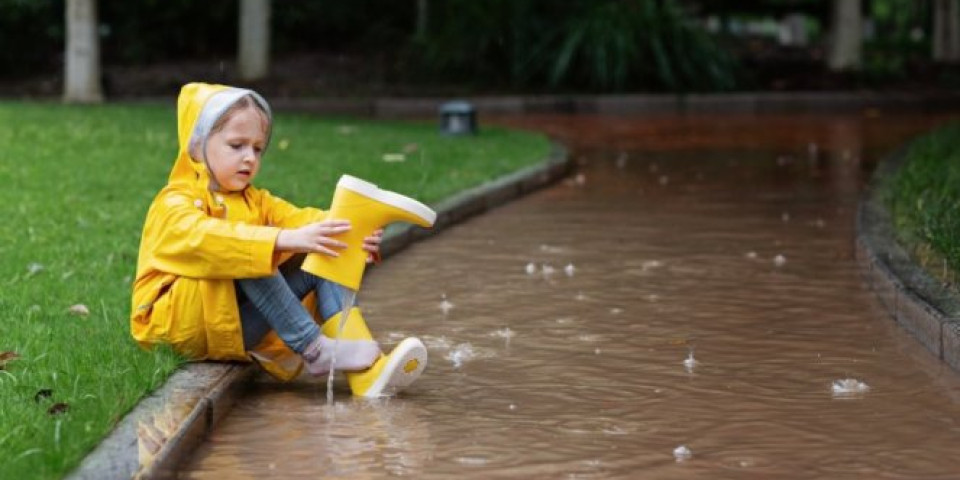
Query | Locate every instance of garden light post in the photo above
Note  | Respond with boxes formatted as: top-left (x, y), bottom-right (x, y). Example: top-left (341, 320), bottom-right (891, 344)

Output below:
top-left (439, 100), bottom-right (477, 135)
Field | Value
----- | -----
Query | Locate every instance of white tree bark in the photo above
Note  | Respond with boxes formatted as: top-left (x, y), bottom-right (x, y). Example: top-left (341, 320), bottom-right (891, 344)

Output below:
top-left (415, 0), bottom-right (429, 40)
top-left (933, 0), bottom-right (960, 62)
top-left (63, 0), bottom-right (103, 103)
top-left (827, 0), bottom-right (862, 71)
top-left (238, 0), bottom-right (271, 81)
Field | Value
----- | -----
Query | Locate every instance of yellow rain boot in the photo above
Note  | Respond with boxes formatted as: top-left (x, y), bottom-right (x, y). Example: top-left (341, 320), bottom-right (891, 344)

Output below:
top-left (322, 307), bottom-right (427, 397)
top-left (302, 175), bottom-right (436, 291)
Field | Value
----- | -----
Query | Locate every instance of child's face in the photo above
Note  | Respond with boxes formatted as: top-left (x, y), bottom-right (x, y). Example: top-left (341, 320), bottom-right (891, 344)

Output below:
top-left (205, 106), bottom-right (268, 192)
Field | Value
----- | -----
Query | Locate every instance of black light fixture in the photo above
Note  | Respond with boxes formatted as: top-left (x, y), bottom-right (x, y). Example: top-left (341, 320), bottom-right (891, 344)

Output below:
top-left (439, 100), bottom-right (477, 135)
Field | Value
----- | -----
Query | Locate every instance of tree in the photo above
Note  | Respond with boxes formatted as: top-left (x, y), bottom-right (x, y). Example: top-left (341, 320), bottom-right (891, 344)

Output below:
top-left (64, 0), bottom-right (103, 103)
top-left (933, 0), bottom-right (960, 62)
top-left (238, 0), bottom-right (271, 81)
top-left (827, 0), bottom-right (862, 71)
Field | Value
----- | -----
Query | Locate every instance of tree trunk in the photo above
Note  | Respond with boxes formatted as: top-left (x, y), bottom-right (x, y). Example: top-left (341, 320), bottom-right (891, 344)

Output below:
top-left (827, 0), bottom-right (862, 71)
top-left (933, 0), bottom-right (960, 62)
top-left (63, 0), bottom-right (103, 103)
top-left (415, 0), bottom-right (429, 40)
top-left (238, 0), bottom-right (271, 81)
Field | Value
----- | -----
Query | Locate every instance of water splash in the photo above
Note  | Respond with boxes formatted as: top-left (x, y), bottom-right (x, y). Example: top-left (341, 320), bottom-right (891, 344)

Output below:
top-left (773, 254), bottom-right (787, 267)
top-left (564, 263), bottom-right (576, 277)
top-left (683, 348), bottom-right (698, 373)
top-left (446, 343), bottom-right (476, 368)
top-left (673, 445), bottom-right (693, 462)
top-left (832, 378), bottom-right (870, 397)
top-left (327, 287), bottom-right (358, 405)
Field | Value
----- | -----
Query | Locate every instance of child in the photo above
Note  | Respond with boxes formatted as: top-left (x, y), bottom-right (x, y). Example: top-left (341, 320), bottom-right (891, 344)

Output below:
top-left (130, 82), bottom-right (425, 397)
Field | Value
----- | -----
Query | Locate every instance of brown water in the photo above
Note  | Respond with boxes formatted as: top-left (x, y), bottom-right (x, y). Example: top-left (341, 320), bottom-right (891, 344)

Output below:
top-left (184, 113), bottom-right (960, 479)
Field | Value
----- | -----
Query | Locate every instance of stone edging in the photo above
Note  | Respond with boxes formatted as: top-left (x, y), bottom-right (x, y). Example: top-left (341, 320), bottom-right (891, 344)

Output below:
top-left (67, 142), bottom-right (571, 480)
top-left (269, 91), bottom-right (960, 117)
top-left (856, 143), bottom-right (960, 372)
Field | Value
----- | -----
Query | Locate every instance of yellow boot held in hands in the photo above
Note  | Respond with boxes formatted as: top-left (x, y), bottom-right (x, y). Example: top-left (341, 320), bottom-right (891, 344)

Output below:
top-left (302, 175), bottom-right (437, 291)
top-left (322, 308), bottom-right (428, 398)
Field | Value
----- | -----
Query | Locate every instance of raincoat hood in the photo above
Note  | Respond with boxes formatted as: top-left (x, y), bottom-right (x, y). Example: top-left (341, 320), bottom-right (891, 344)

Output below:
top-left (169, 82), bottom-right (272, 187)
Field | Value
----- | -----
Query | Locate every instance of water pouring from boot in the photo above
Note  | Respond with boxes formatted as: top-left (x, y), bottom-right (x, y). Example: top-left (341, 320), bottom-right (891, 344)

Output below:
top-left (301, 175), bottom-right (436, 403)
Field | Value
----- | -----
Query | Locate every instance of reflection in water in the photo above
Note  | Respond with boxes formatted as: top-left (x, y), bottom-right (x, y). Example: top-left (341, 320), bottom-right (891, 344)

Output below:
top-left (185, 113), bottom-right (960, 479)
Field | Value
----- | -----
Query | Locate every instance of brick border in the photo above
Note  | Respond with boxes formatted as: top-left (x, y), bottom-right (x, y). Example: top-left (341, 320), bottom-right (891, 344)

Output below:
top-left (67, 142), bottom-right (570, 480)
top-left (856, 143), bottom-right (960, 371)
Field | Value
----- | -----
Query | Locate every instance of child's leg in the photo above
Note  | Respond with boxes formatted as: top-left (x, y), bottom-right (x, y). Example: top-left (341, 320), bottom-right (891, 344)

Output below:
top-left (236, 273), bottom-right (379, 375)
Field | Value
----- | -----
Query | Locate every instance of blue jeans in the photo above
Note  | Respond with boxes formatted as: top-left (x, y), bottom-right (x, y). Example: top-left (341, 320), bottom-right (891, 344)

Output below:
top-left (236, 255), bottom-right (352, 353)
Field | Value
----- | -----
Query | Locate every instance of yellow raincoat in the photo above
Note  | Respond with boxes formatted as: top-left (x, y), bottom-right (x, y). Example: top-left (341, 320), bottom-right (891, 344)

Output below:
top-left (130, 83), bottom-right (324, 380)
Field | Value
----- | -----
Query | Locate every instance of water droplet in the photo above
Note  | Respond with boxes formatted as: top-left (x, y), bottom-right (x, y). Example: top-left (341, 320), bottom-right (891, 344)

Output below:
top-left (773, 254), bottom-right (787, 267)
top-left (781, 212), bottom-right (790, 222)
top-left (439, 294), bottom-right (454, 315)
top-left (525, 262), bottom-right (537, 275)
top-left (489, 327), bottom-right (515, 339)
top-left (745, 251), bottom-right (758, 259)
top-left (658, 175), bottom-right (669, 186)
top-left (609, 307), bottom-right (623, 315)
top-left (673, 445), bottom-right (693, 462)
top-left (575, 292), bottom-right (586, 301)
top-left (683, 349), bottom-right (698, 373)
top-left (541, 264), bottom-right (556, 276)
top-left (594, 348), bottom-right (601, 355)
top-left (509, 403), bottom-right (517, 410)
top-left (642, 260), bottom-right (663, 270)
top-left (616, 153), bottom-right (628, 168)
top-left (564, 263), bottom-right (576, 276)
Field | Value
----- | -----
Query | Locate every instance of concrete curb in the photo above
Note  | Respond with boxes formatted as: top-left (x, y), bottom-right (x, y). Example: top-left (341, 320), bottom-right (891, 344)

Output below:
top-left (67, 142), bottom-right (571, 480)
top-left (856, 142), bottom-right (960, 371)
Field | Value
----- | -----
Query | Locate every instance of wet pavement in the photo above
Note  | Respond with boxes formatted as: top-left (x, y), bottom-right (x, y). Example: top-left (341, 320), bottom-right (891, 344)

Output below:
top-left (184, 112), bottom-right (960, 479)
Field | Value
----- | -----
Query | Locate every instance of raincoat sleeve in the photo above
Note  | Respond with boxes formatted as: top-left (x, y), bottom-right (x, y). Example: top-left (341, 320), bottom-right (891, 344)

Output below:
top-left (258, 189), bottom-right (326, 228)
top-left (150, 192), bottom-right (280, 279)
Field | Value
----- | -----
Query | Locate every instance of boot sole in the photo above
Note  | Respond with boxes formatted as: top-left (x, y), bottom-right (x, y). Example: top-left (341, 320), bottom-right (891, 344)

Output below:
top-left (362, 337), bottom-right (427, 397)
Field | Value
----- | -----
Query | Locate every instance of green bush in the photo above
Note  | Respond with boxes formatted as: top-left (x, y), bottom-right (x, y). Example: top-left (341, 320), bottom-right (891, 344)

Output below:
top-left (413, 0), bottom-right (738, 92)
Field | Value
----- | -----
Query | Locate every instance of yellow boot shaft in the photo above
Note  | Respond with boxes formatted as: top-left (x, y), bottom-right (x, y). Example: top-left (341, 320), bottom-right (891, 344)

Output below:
top-left (302, 175), bottom-right (436, 290)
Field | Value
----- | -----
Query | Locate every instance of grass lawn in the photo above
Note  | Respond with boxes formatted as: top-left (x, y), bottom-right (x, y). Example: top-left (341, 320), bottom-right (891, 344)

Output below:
top-left (0, 101), bottom-right (550, 479)
top-left (884, 122), bottom-right (960, 282)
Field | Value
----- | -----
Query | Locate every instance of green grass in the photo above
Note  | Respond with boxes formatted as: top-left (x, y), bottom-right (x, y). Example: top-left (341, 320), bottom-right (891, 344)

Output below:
top-left (0, 101), bottom-right (550, 479)
top-left (884, 122), bottom-right (960, 282)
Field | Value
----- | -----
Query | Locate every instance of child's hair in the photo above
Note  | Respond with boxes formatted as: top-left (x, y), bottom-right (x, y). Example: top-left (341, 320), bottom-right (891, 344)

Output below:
top-left (189, 90), bottom-right (273, 162)
top-left (211, 95), bottom-right (270, 135)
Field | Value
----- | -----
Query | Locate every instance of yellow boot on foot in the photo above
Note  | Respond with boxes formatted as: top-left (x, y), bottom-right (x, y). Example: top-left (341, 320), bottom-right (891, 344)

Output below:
top-left (322, 308), bottom-right (428, 397)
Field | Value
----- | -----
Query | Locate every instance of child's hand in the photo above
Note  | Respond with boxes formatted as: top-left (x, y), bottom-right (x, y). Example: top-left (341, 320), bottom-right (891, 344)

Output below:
top-left (363, 229), bottom-right (383, 263)
top-left (276, 220), bottom-right (350, 256)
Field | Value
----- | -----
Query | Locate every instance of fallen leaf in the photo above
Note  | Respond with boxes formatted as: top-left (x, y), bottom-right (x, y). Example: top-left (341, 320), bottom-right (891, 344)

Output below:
top-left (26, 262), bottom-right (44, 276)
top-left (34, 389), bottom-right (53, 403)
top-left (68, 304), bottom-right (90, 316)
top-left (402, 143), bottom-right (419, 154)
top-left (382, 153), bottom-right (406, 163)
top-left (47, 403), bottom-right (69, 415)
top-left (0, 351), bottom-right (19, 370)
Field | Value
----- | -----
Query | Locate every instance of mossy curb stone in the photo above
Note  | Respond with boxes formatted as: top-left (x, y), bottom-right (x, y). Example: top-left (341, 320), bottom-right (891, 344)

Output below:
top-left (67, 142), bottom-right (570, 480)
top-left (856, 144), bottom-right (960, 371)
